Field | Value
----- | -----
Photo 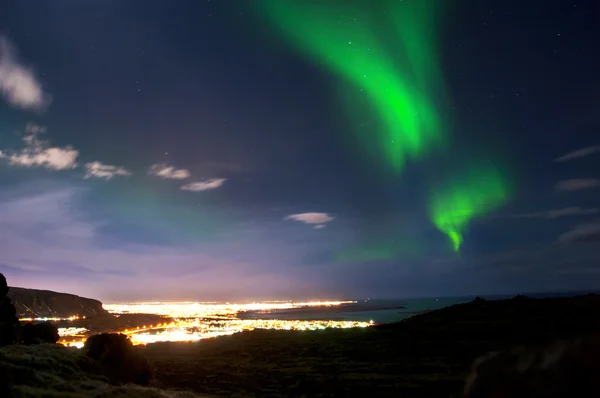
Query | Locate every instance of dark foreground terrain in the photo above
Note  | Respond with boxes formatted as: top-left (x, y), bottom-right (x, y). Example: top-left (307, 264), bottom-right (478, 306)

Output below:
top-left (0, 344), bottom-right (208, 397)
top-left (4, 294), bottom-right (600, 397)
top-left (140, 295), bottom-right (600, 397)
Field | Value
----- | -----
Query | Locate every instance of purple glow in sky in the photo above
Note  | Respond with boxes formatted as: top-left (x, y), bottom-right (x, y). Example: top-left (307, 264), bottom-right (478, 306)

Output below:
top-left (0, 0), bottom-right (599, 301)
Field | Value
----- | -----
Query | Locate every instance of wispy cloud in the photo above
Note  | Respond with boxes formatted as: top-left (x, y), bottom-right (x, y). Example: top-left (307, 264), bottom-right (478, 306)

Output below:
top-left (0, 124), bottom-right (78, 170)
top-left (285, 212), bottom-right (335, 225)
top-left (180, 178), bottom-right (226, 191)
top-left (514, 207), bottom-right (598, 219)
top-left (148, 163), bottom-right (191, 180)
top-left (0, 36), bottom-right (50, 111)
top-left (555, 179), bottom-right (600, 192)
top-left (0, 124), bottom-right (136, 183)
top-left (313, 224), bottom-right (327, 230)
top-left (559, 220), bottom-right (600, 243)
top-left (554, 146), bottom-right (600, 162)
top-left (84, 161), bottom-right (131, 180)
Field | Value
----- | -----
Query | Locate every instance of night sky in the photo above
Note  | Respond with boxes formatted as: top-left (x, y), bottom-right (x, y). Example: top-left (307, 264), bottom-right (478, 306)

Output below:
top-left (0, 0), bottom-right (599, 302)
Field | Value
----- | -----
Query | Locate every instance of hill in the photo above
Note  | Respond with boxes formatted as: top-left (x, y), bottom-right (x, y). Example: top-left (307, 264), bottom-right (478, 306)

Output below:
top-left (140, 294), bottom-right (600, 397)
top-left (7, 286), bottom-right (109, 319)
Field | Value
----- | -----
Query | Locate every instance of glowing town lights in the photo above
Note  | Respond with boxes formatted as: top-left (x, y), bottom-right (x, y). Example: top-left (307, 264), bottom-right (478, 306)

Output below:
top-left (64, 341), bottom-right (85, 349)
top-left (19, 315), bottom-right (83, 322)
top-left (60, 318), bottom-right (372, 348)
top-left (129, 329), bottom-right (239, 345)
top-left (103, 300), bottom-right (357, 318)
top-left (58, 301), bottom-right (373, 348)
top-left (58, 327), bottom-right (88, 337)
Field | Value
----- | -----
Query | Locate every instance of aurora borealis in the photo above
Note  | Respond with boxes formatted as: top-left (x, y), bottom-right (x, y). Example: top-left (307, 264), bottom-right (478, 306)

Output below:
top-left (259, 0), bottom-right (510, 251)
top-left (258, 0), bottom-right (446, 172)
top-left (0, 0), bottom-right (599, 300)
top-left (429, 165), bottom-right (511, 251)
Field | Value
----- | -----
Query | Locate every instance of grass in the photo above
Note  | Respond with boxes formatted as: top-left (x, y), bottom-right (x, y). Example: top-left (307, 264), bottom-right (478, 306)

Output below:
top-left (0, 344), bottom-right (209, 397)
top-left (141, 328), bottom-right (468, 397)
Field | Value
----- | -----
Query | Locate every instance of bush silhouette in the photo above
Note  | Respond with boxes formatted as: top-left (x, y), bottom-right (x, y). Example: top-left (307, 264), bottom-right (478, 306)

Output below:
top-left (21, 322), bottom-right (60, 345)
top-left (83, 333), bottom-right (152, 386)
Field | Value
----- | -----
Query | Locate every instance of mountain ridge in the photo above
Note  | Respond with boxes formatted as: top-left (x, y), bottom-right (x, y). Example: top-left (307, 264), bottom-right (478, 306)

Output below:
top-left (7, 286), bottom-right (109, 318)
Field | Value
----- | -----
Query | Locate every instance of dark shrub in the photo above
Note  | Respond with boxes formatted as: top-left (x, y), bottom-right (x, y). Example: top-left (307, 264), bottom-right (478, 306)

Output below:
top-left (21, 322), bottom-right (60, 345)
top-left (83, 333), bottom-right (152, 386)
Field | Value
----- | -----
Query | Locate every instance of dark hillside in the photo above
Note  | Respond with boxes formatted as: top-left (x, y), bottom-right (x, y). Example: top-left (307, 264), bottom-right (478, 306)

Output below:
top-left (141, 294), bottom-right (600, 397)
top-left (8, 287), bottom-right (109, 318)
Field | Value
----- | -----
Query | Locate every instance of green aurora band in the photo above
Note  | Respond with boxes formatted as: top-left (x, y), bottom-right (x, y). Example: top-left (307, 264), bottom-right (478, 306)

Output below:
top-left (257, 1), bottom-right (512, 252)
top-left (258, 0), bottom-right (446, 172)
top-left (429, 165), bottom-right (511, 252)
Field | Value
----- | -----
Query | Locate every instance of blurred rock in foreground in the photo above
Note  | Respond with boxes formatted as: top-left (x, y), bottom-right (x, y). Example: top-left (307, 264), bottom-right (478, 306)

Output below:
top-left (84, 333), bottom-right (152, 386)
top-left (21, 321), bottom-right (60, 345)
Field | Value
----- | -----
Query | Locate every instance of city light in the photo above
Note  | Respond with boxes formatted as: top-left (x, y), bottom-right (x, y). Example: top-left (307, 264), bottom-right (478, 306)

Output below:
top-left (104, 300), bottom-right (357, 318)
top-left (122, 318), bottom-right (373, 346)
top-left (19, 315), bottom-right (83, 322)
top-left (58, 327), bottom-right (88, 336)
top-left (56, 300), bottom-right (374, 347)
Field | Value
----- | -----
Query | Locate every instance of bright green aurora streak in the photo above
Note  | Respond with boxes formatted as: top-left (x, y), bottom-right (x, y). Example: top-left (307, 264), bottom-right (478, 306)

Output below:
top-left (258, 0), bottom-right (446, 172)
top-left (258, 1), bottom-right (512, 252)
top-left (429, 166), bottom-right (511, 252)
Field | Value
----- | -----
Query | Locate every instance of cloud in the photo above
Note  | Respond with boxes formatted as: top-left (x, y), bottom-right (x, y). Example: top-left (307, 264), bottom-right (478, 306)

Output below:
top-left (0, 124), bottom-right (130, 181)
top-left (514, 207), bottom-right (598, 219)
top-left (555, 179), bottom-right (600, 192)
top-left (314, 224), bottom-right (327, 230)
top-left (0, 36), bottom-right (50, 111)
top-left (285, 212), bottom-right (335, 225)
top-left (84, 161), bottom-right (131, 180)
top-left (180, 178), bottom-right (226, 191)
top-left (559, 221), bottom-right (600, 243)
top-left (554, 146), bottom-right (600, 162)
top-left (148, 163), bottom-right (191, 180)
top-left (0, 125), bottom-right (78, 170)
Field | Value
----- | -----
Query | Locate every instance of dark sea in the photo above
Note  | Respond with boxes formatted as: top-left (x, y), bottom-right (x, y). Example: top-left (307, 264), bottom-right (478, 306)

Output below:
top-left (336, 290), bottom-right (599, 324)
